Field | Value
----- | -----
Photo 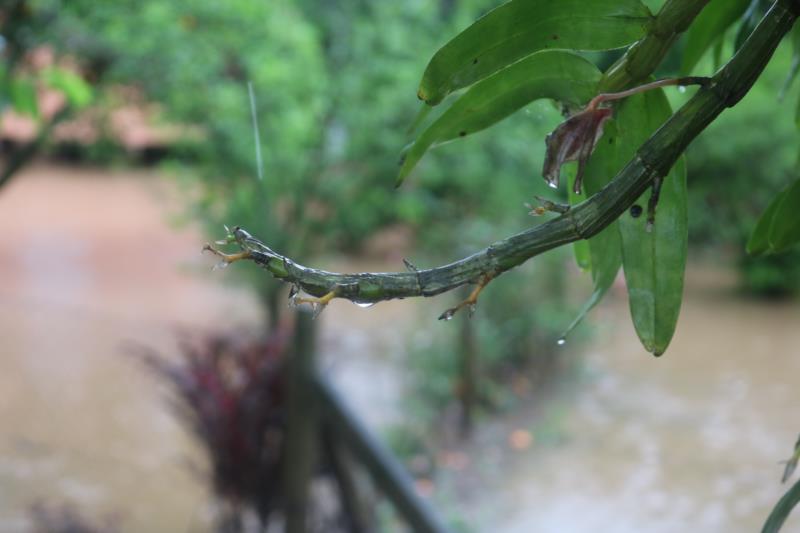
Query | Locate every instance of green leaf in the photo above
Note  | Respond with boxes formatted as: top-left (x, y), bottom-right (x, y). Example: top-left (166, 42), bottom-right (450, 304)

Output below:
top-left (567, 168), bottom-right (591, 271)
top-left (747, 189), bottom-right (787, 256)
top-left (682, 0), bottom-right (750, 74)
top-left (10, 78), bottom-right (38, 118)
top-left (417, 0), bottom-right (652, 105)
top-left (780, 25), bottom-right (800, 100)
top-left (43, 68), bottom-right (93, 108)
top-left (616, 89), bottom-right (687, 356)
top-left (735, 0), bottom-right (770, 52)
top-left (398, 50), bottom-right (601, 186)
top-left (768, 179), bottom-right (800, 252)
top-left (762, 477), bottom-right (800, 533)
top-left (562, 121), bottom-right (622, 338)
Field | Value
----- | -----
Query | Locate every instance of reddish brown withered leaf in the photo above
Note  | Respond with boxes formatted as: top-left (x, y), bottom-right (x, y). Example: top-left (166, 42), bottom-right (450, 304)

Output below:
top-left (542, 107), bottom-right (612, 193)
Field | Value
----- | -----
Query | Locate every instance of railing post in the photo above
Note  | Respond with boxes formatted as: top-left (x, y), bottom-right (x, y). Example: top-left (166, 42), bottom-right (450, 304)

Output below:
top-left (314, 376), bottom-right (452, 533)
top-left (284, 309), bottom-right (318, 533)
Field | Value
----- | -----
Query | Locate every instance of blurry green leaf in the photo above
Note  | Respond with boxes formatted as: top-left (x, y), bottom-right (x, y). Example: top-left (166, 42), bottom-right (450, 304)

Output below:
top-left (682, 0), bottom-right (749, 74)
top-left (562, 122), bottom-right (622, 337)
top-left (768, 178), bottom-right (800, 252)
top-left (762, 477), bottom-right (800, 533)
top-left (406, 103), bottom-right (434, 135)
top-left (747, 189), bottom-right (786, 256)
top-left (10, 78), bottom-right (38, 118)
top-left (616, 89), bottom-right (687, 356)
top-left (398, 50), bottom-right (601, 186)
top-left (780, 25), bottom-right (800, 100)
top-left (567, 167), bottom-right (591, 271)
top-left (417, 0), bottom-right (652, 105)
top-left (782, 434), bottom-right (800, 484)
top-left (572, 239), bottom-right (592, 271)
top-left (44, 68), bottom-right (93, 108)
top-left (735, 0), bottom-right (770, 52)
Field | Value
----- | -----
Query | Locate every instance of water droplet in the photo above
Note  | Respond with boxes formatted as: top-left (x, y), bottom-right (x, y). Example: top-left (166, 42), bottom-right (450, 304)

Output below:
top-left (646, 221), bottom-right (654, 233)
top-left (468, 303), bottom-right (477, 317)
top-left (287, 285), bottom-right (299, 307)
top-left (438, 309), bottom-right (456, 321)
top-left (354, 301), bottom-right (375, 309)
top-left (547, 181), bottom-right (558, 189)
top-left (212, 260), bottom-right (229, 271)
top-left (678, 85), bottom-right (686, 94)
top-left (556, 337), bottom-right (566, 346)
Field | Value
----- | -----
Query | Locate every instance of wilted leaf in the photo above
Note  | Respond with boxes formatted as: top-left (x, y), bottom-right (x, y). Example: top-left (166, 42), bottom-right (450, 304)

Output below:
top-left (682, 0), bottom-right (750, 74)
top-left (418, 0), bottom-right (652, 105)
top-left (616, 89), bottom-right (687, 356)
top-left (543, 106), bottom-right (612, 191)
top-left (398, 50), bottom-right (601, 186)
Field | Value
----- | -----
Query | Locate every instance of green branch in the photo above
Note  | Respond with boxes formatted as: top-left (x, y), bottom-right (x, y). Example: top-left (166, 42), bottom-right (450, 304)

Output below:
top-left (213, 0), bottom-right (798, 312)
top-left (600, 0), bottom-right (712, 92)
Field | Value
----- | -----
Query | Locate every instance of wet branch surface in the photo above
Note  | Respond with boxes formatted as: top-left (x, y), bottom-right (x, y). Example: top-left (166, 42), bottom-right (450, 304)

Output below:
top-left (210, 0), bottom-right (799, 316)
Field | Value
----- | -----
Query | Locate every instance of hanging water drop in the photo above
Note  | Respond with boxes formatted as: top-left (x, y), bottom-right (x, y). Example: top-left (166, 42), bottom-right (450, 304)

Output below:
top-left (354, 301), bottom-right (376, 309)
top-left (468, 303), bottom-right (477, 317)
top-left (438, 308), bottom-right (456, 321)
top-left (556, 337), bottom-right (566, 346)
top-left (678, 85), bottom-right (687, 94)
top-left (547, 181), bottom-right (558, 189)
top-left (287, 285), bottom-right (300, 308)
top-left (212, 260), bottom-right (229, 271)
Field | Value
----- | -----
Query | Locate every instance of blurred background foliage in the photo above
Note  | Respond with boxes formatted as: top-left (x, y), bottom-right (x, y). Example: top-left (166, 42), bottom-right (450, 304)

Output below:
top-left (4, 0), bottom-right (800, 448)
top-left (4, 0), bottom-right (581, 431)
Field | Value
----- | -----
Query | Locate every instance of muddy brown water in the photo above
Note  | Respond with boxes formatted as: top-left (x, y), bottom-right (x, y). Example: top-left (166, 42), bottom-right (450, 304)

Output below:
top-left (1, 164), bottom-right (798, 532)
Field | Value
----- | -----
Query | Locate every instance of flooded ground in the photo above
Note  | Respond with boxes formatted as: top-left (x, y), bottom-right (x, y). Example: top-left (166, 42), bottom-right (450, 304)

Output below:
top-left (433, 272), bottom-right (800, 532)
top-left (1, 163), bottom-right (798, 532)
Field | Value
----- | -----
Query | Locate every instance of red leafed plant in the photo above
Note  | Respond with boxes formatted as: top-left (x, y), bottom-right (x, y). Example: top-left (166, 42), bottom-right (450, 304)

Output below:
top-left (131, 327), bottom-right (289, 525)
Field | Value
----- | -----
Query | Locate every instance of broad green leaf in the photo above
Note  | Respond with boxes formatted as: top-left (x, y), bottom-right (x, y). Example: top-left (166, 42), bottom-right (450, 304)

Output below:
top-left (747, 189), bottom-right (787, 256)
top-left (10, 78), bottom-right (38, 118)
top-left (562, 121), bottom-right (623, 338)
top-left (762, 477), bottom-right (800, 533)
top-left (768, 179), bottom-right (800, 252)
top-left (616, 89), bottom-right (687, 356)
top-left (43, 68), bottom-right (93, 109)
top-left (418, 0), bottom-right (652, 105)
top-left (398, 50), bottom-right (601, 186)
top-left (682, 0), bottom-right (750, 74)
